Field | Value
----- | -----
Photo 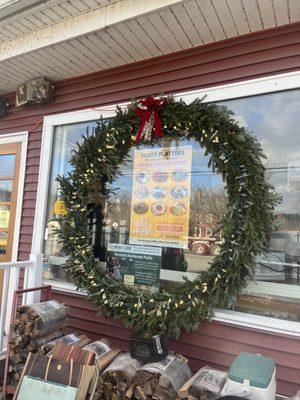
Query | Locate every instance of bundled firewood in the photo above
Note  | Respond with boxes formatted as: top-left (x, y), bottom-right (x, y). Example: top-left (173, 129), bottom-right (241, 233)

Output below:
top-left (72, 334), bottom-right (92, 348)
top-left (97, 352), bottom-right (143, 400)
top-left (40, 333), bottom-right (91, 354)
top-left (7, 300), bottom-right (69, 395)
top-left (178, 367), bottom-right (228, 400)
top-left (84, 338), bottom-right (122, 399)
top-left (84, 338), bottom-right (121, 372)
top-left (133, 354), bottom-right (192, 400)
top-left (15, 300), bottom-right (69, 337)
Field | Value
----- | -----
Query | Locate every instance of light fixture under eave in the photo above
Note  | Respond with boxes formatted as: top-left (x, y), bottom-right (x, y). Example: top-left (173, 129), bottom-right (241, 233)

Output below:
top-left (16, 77), bottom-right (54, 107)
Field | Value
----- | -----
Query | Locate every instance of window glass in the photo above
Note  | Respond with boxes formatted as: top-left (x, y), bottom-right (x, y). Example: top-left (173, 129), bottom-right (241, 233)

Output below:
top-left (0, 180), bottom-right (13, 202)
top-left (0, 204), bottom-right (10, 256)
top-left (43, 121), bottom-right (98, 281)
top-left (43, 89), bottom-right (300, 322)
top-left (218, 90), bottom-right (300, 321)
top-left (0, 205), bottom-right (10, 229)
top-left (0, 154), bottom-right (15, 177)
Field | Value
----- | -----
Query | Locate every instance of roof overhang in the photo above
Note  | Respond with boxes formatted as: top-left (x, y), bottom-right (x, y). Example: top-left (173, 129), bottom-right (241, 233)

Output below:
top-left (0, 0), bottom-right (183, 62)
top-left (0, 0), bottom-right (43, 20)
top-left (0, 0), bottom-right (299, 95)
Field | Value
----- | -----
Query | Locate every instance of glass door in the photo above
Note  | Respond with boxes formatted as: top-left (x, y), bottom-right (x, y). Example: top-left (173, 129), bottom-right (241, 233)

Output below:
top-left (0, 142), bottom-right (21, 297)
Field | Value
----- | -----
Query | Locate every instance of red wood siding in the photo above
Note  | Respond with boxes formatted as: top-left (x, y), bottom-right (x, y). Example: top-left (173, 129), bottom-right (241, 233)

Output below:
top-left (0, 22), bottom-right (300, 395)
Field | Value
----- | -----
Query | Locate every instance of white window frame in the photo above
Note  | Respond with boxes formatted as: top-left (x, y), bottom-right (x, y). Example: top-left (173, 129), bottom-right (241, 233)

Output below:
top-left (32, 70), bottom-right (300, 337)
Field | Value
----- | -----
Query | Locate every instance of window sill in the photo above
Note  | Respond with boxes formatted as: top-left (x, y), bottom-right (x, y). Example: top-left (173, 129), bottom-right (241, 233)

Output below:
top-left (45, 279), bottom-right (300, 338)
top-left (213, 309), bottom-right (300, 337)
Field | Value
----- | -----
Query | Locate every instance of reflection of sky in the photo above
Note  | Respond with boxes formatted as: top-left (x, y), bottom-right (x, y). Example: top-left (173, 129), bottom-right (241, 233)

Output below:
top-left (220, 90), bottom-right (300, 214)
top-left (0, 155), bottom-right (15, 178)
top-left (51, 121), bottom-right (99, 178)
top-left (46, 120), bottom-right (98, 221)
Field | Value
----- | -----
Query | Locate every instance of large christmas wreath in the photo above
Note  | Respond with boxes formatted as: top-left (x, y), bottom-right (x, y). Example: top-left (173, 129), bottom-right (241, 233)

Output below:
top-left (57, 96), bottom-right (279, 339)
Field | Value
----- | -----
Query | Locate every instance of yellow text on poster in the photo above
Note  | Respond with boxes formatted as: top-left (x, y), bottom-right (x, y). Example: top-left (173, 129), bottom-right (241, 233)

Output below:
top-left (129, 146), bottom-right (192, 249)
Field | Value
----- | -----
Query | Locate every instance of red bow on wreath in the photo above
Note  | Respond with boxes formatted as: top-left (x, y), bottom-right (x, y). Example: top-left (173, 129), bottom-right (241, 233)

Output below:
top-left (135, 96), bottom-right (167, 143)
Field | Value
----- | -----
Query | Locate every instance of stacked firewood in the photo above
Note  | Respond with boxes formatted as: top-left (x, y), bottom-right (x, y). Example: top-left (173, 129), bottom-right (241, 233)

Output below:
top-left (133, 354), bottom-right (192, 400)
top-left (97, 353), bottom-right (143, 400)
top-left (7, 300), bottom-right (69, 395)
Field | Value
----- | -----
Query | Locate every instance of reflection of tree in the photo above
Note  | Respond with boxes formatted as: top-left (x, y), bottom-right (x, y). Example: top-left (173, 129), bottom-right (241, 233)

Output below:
top-left (106, 193), bottom-right (131, 224)
top-left (264, 162), bottom-right (300, 233)
top-left (190, 188), bottom-right (227, 236)
top-left (277, 213), bottom-right (300, 232)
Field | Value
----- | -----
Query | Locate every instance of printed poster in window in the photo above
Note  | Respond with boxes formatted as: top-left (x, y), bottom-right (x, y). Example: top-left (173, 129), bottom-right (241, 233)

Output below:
top-left (129, 146), bottom-right (192, 249)
top-left (107, 243), bottom-right (162, 287)
top-left (0, 207), bottom-right (10, 229)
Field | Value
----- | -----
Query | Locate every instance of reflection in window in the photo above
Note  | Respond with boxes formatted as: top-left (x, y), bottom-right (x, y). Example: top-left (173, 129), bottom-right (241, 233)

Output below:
top-left (0, 205), bottom-right (10, 229)
top-left (0, 205), bottom-right (10, 256)
top-left (43, 121), bottom-right (98, 281)
top-left (43, 89), bottom-right (300, 322)
top-left (0, 154), bottom-right (15, 177)
top-left (0, 180), bottom-right (13, 202)
top-left (219, 90), bottom-right (300, 321)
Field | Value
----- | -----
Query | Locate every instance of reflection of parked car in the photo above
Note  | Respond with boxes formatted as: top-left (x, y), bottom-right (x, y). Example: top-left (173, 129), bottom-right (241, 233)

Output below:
top-left (192, 240), bottom-right (210, 255)
top-left (262, 231), bottom-right (300, 282)
top-left (189, 237), bottom-right (222, 256)
top-left (268, 231), bottom-right (300, 255)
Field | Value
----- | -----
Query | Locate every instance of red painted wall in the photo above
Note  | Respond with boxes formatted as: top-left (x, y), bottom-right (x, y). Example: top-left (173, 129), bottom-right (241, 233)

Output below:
top-left (1, 22), bottom-right (300, 395)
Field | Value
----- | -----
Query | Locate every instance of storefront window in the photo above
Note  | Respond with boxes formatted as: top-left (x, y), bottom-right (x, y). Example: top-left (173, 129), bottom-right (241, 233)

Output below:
top-left (220, 90), bottom-right (300, 321)
top-left (43, 120), bottom-right (99, 282)
top-left (43, 89), bottom-right (300, 322)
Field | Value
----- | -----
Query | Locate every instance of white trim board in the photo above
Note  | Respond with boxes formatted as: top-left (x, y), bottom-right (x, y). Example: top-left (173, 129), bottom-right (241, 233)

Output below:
top-left (176, 70), bottom-right (300, 103)
top-left (33, 70), bottom-right (300, 336)
top-left (213, 309), bottom-right (300, 338)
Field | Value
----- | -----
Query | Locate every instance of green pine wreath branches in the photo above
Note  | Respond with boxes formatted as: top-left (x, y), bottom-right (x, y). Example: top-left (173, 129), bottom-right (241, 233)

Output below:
top-left (56, 97), bottom-right (280, 339)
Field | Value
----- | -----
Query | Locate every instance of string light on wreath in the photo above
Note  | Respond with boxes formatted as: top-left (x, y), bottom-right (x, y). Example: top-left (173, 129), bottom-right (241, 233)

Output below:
top-left (56, 95), bottom-right (280, 339)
